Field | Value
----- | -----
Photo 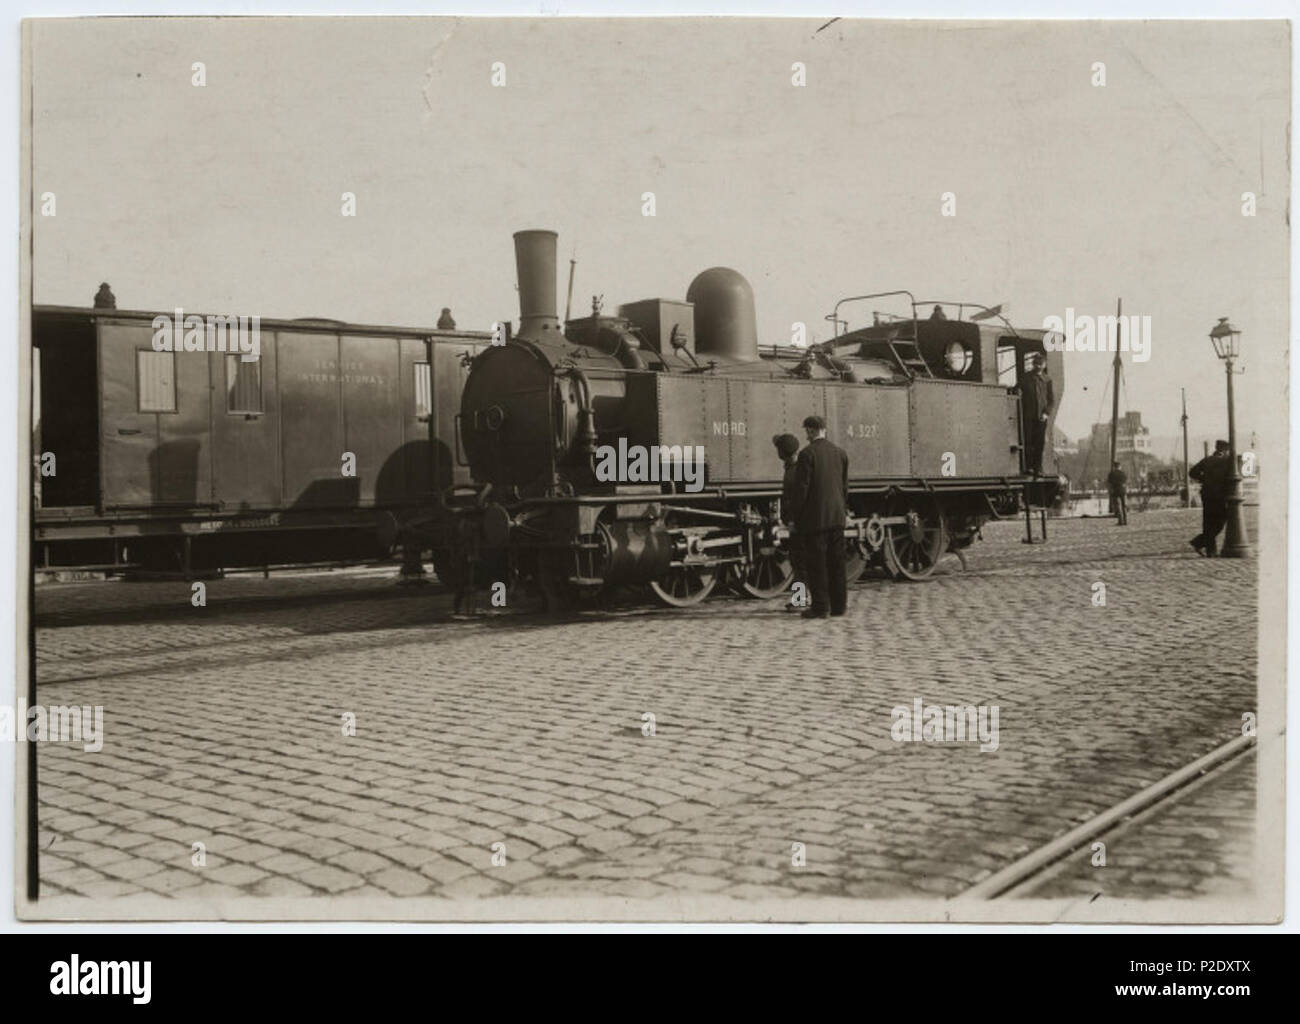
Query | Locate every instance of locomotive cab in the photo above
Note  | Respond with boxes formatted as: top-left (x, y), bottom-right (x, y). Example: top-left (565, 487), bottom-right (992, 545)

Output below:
top-left (828, 303), bottom-right (1060, 387)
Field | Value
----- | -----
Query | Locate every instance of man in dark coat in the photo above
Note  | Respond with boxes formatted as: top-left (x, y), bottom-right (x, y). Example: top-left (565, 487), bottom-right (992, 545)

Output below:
top-left (1020, 352), bottom-right (1056, 476)
top-left (1107, 461), bottom-right (1128, 526)
top-left (773, 433), bottom-right (805, 610)
top-left (787, 415), bottom-right (850, 619)
top-left (1189, 440), bottom-right (1232, 556)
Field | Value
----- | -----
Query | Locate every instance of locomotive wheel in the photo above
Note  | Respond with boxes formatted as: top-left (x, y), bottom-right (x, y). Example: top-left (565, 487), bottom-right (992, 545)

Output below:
top-left (649, 565), bottom-right (718, 607)
top-left (727, 504), bottom-right (794, 599)
top-left (882, 500), bottom-right (947, 581)
top-left (733, 543), bottom-right (795, 599)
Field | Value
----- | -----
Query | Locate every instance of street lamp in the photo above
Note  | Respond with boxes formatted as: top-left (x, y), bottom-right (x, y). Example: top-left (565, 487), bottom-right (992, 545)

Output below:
top-left (1208, 317), bottom-right (1252, 558)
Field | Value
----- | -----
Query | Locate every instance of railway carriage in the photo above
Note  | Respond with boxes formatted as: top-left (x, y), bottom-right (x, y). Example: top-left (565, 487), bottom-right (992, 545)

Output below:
top-left (32, 304), bottom-right (488, 574)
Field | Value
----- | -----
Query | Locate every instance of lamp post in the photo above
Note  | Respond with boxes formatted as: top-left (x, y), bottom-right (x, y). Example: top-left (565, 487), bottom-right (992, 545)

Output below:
top-left (1208, 317), bottom-right (1252, 558)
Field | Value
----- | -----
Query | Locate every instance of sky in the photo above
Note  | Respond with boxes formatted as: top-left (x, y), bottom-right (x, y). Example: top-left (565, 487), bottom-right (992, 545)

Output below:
top-left (27, 17), bottom-right (1289, 447)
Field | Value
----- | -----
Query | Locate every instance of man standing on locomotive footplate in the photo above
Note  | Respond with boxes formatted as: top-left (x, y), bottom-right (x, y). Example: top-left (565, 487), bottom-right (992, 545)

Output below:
top-left (1021, 351), bottom-right (1056, 477)
top-left (788, 415), bottom-right (850, 619)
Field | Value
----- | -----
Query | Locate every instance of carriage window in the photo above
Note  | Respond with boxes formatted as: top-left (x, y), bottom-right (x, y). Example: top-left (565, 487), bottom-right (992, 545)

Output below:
top-left (226, 354), bottom-right (263, 414)
top-left (137, 350), bottom-right (176, 412)
top-left (415, 361), bottom-right (431, 417)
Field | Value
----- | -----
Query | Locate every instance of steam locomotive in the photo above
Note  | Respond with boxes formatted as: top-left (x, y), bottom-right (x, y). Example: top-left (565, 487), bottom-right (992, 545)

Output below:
top-left (425, 230), bottom-right (1063, 610)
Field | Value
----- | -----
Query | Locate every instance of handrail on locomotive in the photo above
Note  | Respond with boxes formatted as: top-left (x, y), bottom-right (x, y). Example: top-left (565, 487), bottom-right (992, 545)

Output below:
top-left (825, 290), bottom-right (917, 342)
top-left (825, 290), bottom-right (1023, 346)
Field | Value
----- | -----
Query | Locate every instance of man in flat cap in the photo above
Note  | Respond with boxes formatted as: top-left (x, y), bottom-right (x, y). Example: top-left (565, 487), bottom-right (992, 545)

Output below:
top-left (786, 415), bottom-right (850, 619)
top-left (1189, 439), bottom-right (1232, 556)
top-left (1020, 351), bottom-right (1055, 477)
top-left (773, 433), bottom-right (805, 610)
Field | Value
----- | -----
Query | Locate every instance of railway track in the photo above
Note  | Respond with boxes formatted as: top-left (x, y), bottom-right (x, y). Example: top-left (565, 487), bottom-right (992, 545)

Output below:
top-left (954, 733), bottom-right (1257, 900)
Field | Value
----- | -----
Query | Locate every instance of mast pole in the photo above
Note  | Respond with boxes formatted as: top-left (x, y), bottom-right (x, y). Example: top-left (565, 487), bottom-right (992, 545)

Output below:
top-left (1109, 298), bottom-right (1122, 466)
top-left (1109, 299), bottom-right (1122, 513)
top-left (1181, 387), bottom-right (1190, 507)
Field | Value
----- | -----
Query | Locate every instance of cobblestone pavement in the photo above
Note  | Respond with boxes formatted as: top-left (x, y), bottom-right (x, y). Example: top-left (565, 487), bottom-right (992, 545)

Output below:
top-left (1021, 749), bottom-right (1257, 900)
top-left (30, 507), bottom-right (1261, 911)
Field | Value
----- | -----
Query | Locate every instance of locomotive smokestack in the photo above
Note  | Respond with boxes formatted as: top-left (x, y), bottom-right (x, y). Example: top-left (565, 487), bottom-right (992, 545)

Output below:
top-left (513, 229), bottom-right (563, 342)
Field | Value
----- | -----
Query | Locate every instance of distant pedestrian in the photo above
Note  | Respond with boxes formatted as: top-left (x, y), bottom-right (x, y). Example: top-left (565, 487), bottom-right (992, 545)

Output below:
top-left (1020, 351), bottom-right (1055, 476)
top-left (787, 415), bottom-right (849, 619)
top-left (93, 283), bottom-right (116, 310)
top-left (772, 433), bottom-right (805, 611)
top-left (1189, 440), bottom-right (1232, 556)
top-left (1107, 461), bottom-right (1128, 526)
top-left (437, 307), bottom-right (457, 330)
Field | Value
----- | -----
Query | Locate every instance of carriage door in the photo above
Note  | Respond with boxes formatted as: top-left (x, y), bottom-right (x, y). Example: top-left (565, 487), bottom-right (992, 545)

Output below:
top-left (210, 333), bottom-right (280, 509)
top-left (98, 318), bottom-right (213, 508)
top-left (98, 320), bottom-right (161, 508)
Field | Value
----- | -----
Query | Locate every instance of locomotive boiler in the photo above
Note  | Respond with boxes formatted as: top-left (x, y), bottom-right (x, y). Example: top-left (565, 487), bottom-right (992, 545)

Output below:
top-left (433, 229), bottom-right (1062, 610)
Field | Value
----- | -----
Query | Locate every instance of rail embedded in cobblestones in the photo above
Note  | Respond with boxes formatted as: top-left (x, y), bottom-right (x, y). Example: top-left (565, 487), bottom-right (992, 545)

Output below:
top-left (954, 734), bottom-right (1258, 900)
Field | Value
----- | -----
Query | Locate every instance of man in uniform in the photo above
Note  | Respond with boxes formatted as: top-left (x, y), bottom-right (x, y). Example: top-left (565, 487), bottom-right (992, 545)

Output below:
top-left (772, 433), bottom-right (805, 611)
top-left (1020, 352), bottom-right (1056, 476)
top-left (1107, 461), bottom-right (1129, 526)
top-left (787, 415), bottom-right (850, 619)
top-left (1189, 440), bottom-right (1232, 556)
